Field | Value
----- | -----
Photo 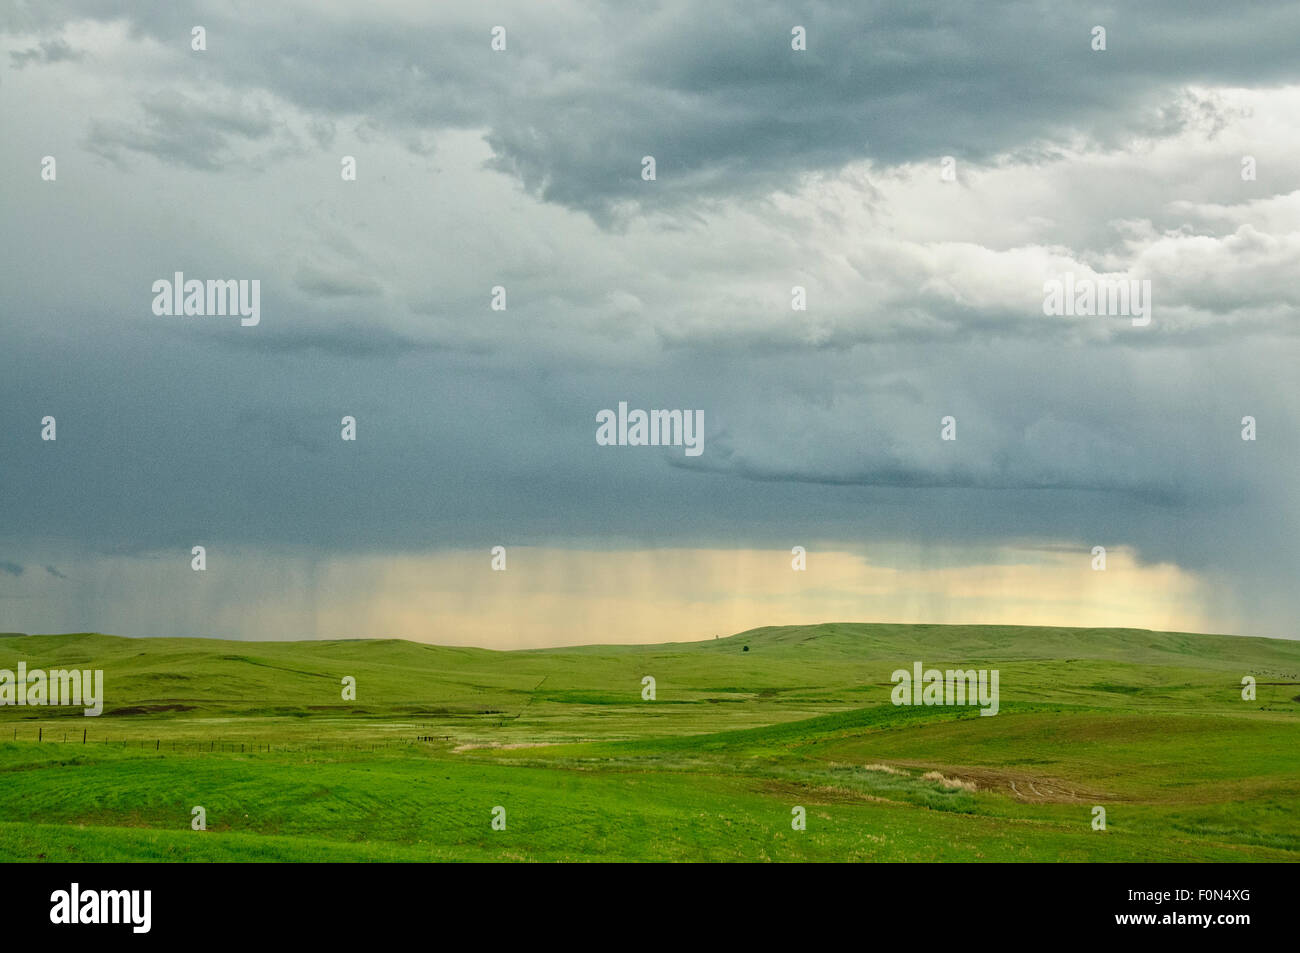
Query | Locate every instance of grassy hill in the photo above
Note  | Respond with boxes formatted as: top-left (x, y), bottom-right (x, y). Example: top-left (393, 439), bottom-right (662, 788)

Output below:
top-left (0, 623), bottom-right (1297, 861)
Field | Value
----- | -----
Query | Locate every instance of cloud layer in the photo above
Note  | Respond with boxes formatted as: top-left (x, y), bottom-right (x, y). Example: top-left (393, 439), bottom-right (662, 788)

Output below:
top-left (2, 3), bottom-right (1298, 640)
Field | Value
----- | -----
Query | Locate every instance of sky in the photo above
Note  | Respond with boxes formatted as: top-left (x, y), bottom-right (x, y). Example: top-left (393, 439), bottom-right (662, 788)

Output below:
top-left (1, 1), bottom-right (1298, 646)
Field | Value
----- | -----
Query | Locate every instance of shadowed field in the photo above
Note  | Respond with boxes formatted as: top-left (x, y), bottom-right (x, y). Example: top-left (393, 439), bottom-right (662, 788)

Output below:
top-left (0, 623), bottom-right (1297, 861)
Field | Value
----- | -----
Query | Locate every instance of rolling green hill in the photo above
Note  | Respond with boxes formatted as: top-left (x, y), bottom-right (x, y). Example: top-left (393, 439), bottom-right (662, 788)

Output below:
top-left (0, 623), bottom-right (1297, 861)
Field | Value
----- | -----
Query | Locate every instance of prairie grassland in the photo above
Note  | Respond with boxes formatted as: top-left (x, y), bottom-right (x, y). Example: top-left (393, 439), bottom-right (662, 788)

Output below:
top-left (0, 623), bottom-right (1296, 862)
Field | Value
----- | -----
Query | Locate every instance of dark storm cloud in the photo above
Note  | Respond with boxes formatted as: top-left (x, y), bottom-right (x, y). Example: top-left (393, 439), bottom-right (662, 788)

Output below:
top-left (670, 445), bottom-right (1190, 506)
top-left (1, 1), bottom-right (1299, 638)
top-left (12, 0), bottom-right (1300, 221)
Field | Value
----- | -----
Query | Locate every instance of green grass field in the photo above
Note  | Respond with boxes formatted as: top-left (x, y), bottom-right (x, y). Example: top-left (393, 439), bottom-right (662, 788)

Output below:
top-left (0, 623), bottom-right (1297, 862)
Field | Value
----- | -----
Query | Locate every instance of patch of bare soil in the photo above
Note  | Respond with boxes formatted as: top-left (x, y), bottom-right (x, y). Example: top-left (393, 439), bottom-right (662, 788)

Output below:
top-left (892, 761), bottom-right (1114, 803)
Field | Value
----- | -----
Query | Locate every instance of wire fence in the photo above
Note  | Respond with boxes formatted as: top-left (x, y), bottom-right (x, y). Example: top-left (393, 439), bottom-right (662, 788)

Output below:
top-left (2, 728), bottom-right (460, 754)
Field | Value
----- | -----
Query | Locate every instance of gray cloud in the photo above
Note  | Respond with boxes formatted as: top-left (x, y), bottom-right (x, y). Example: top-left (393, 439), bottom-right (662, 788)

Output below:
top-left (294, 261), bottom-right (383, 299)
top-left (189, 321), bottom-right (455, 358)
top-left (1, 2), bottom-right (1298, 638)
top-left (86, 90), bottom-right (279, 170)
top-left (10, 1), bottom-right (1300, 220)
top-left (9, 36), bottom-right (82, 68)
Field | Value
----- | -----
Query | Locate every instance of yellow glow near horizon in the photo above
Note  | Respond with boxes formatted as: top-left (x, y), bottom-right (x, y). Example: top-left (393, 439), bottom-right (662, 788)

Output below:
top-left (290, 545), bottom-right (1213, 648)
top-left (9, 544), bottom-right (1222, 647)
